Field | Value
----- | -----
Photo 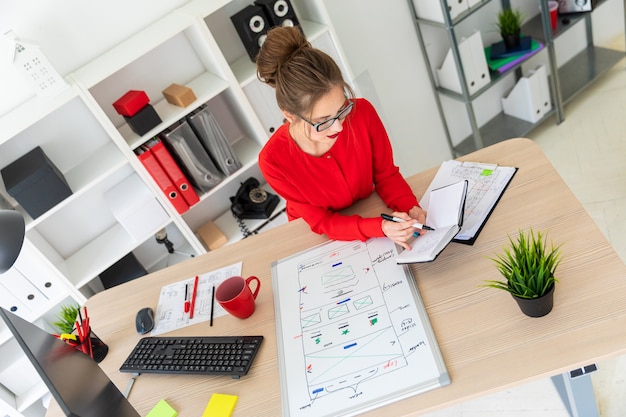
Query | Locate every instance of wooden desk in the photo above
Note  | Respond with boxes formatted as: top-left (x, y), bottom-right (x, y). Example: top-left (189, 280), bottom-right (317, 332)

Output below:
top-left (46, 138), bottom-right (626, 416)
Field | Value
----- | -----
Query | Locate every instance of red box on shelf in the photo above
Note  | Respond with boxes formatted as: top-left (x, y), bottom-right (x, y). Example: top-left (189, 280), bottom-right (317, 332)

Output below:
top-left (113, 90), bottom-right (150, 117)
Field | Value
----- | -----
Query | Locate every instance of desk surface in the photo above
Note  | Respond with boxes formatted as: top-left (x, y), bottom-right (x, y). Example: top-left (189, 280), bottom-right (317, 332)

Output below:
top-left (46, 138), bottom-right (626, 417)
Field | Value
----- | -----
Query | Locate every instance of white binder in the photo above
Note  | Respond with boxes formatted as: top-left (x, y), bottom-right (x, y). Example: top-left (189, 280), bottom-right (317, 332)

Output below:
top-left (412, 0), bottom-right (468, 23)
top-left (436, 31), bottom-right (491, 95)
top-left (243, 79), bottom-right (285, 136)
top-left (0, 269), bottom-right (46, 314)
top-left (501, 65), bottom-right (552, 123)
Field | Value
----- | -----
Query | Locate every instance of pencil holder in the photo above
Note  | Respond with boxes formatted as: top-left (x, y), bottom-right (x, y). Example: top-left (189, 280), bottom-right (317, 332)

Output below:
top-left (75, 328), bottom-right (109, 363)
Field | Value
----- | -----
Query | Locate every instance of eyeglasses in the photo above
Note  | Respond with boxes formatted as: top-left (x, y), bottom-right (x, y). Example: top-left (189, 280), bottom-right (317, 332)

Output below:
top-left (297, 100), bottom-right (354, 132)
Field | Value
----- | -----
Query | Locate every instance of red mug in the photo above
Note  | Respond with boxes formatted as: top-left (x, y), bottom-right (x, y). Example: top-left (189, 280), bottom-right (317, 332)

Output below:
top-left (215, 276), bottom-right (261, 319)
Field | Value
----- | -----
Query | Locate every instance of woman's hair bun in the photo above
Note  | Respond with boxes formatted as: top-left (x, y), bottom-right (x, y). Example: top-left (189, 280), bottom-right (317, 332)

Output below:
top-left (256, 26), bottom-right (310, 87)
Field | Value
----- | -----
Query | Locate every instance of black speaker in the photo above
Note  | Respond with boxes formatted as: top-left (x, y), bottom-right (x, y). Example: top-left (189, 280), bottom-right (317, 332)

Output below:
top-left (231, 4), bottom-right (271, 62)
top-left (254, 0), bottom-right (300, 29)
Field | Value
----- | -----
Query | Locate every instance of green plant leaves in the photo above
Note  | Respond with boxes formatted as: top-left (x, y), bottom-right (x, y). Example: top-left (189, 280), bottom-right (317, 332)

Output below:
top-left (482, 228), bottom-right (562, 299)
top-left (53, 303), bottom-right (80, 334)
top-left (496, 8), bottom-right (524, 36)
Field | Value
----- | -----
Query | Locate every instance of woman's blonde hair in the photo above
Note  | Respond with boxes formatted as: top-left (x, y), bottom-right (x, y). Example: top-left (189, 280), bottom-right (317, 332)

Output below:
top-left (256, 26), bottom-right (353, 118)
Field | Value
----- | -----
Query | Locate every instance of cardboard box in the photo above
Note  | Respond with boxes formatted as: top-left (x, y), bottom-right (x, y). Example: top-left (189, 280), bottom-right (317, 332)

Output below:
top-left (1, 146), bottom-right (72, 219)
top-left (162, 83), bottom-right (197, 107)
top-left (197, 220), bottom-right (227, 251)
top-left (113, 90), bottom-right (150, 117)
top-left (123, 103), bottom-right (162, 136)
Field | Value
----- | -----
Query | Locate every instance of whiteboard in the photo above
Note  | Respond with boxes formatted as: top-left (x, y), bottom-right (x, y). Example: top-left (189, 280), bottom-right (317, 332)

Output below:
top-left (271, 238), bottom-right (450, 417)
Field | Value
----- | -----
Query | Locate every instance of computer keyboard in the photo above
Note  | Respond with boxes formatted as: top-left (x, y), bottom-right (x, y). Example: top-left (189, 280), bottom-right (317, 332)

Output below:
top-left (120, 335), bottom-right (263, 379)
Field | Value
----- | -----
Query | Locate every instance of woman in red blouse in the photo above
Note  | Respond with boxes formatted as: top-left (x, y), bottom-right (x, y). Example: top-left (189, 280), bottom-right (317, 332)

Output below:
top-left (256, 27), bottom-right (426, 250)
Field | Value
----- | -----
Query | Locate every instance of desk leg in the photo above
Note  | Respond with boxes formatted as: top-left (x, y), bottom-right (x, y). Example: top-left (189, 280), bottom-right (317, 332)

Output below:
top-left (551, 366), bottom-right (599, 417)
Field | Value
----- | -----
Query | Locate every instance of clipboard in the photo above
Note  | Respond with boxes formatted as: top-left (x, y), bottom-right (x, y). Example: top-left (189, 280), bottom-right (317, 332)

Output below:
top-left (420, 160), bottom-right (518, 245)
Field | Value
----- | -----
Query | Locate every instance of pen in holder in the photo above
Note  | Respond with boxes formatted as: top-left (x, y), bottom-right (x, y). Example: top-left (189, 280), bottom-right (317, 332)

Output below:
top-left (73, 306), bottom-right (108, 363)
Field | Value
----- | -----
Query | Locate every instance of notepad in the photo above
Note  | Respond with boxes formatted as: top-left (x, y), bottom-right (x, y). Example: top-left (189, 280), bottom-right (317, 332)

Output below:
top-left (146, 399), bottom-right (177, 417)
top-left (202, 393), bottom-right (238, 417)
top-left (396, 180), bottom-right (468, 264)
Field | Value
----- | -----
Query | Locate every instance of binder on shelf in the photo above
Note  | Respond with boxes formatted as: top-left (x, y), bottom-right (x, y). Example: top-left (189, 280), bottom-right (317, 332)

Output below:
top-left (159, 120), bottom-right (223, 193)
top-left (242, 79), bottom-right (285, 136)
top-left (412, 0), bottom-right (468, 24)
top-left (0, 268), bottom-right (47, 312)
top-left (501, 65), bottom-right (551, 123)
top-left (187, 106), bottom-right (242, 176)
top-left (136, 146), bottom-right (190, 215)
top-left (103, 173), bottom-right (170, 240)
top-left (145, 137), bottom-right (200, 207)
top-left (436, 30), bottom-right (491, 95)
top-left (485, 39), bottom-right (544, 74)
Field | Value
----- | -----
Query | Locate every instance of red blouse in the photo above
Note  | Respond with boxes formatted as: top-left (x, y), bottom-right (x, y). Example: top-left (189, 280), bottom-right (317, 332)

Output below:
top-left (258, 98), bottom-right (419, 241)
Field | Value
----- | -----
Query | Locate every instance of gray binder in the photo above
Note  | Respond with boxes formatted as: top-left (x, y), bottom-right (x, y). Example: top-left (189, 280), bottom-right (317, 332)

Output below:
top-left (187, 106), bottom-right (242, 176)
top-left (159, 120), bottom-right (223, 192)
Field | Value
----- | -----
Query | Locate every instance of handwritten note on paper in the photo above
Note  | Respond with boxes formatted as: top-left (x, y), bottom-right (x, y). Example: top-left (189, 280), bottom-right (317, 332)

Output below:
top-left (151, 262), bottom-right (242, 336)
top-left (421, 160), bottom-right (517, 242)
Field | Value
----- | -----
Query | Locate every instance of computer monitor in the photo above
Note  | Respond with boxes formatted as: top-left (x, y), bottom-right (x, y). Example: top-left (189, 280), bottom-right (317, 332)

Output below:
top-left (0, 307), bottom-right (140, 417)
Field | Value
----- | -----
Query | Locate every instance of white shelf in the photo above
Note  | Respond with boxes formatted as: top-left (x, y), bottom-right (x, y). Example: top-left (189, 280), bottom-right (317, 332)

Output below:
top-left (71, 13), bottom-right (197, 89)
top-left (0, 2), bottom-right (355, 415)
top-left (0, 86), bottom-right (78, 146)
top-left (23, 142), bottom-right (127, 229)
top-left (231, 19), bottom-right (328, 86)
top-left (118, 72), bottom-right (230, 150)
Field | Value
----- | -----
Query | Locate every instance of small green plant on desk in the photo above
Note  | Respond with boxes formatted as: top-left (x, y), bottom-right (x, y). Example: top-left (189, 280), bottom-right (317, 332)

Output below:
top-left (482, 228), bottom-right (563, 317)
top-left (53, 303), bottom-right (80, 334)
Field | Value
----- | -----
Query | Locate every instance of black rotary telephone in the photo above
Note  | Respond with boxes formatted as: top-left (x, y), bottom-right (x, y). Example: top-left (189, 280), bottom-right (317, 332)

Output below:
top-left (230, 177), bottom-right (279, 237)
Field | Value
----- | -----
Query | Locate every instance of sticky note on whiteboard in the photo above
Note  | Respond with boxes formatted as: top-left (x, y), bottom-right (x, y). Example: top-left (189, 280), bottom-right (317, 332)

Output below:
top-left (202, 393), bottom-right (238, 417)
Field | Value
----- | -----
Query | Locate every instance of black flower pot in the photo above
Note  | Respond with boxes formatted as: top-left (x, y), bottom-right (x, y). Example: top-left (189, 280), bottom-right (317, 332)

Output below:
top-left (502, 31), bottom-right (521, 51)
top-left (512, 284), bottom-right (555, 317)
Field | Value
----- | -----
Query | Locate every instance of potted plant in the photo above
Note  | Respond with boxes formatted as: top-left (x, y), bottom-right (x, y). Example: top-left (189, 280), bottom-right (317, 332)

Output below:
top-left (53, 303), bottom-right (109, 362)
top-left (496, 8), bottom-right (524, 50)
top-left (53, 303), bottom-right (80, 334)
top-left (482, 228), bottom-right (563, 317)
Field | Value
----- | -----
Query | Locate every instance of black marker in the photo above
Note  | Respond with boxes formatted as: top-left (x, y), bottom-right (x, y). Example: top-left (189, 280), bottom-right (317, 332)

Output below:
top-left (380, 213), bottom-right (435, 231)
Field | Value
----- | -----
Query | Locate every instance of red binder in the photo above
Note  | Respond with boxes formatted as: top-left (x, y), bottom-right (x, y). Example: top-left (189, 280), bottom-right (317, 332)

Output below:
top-left (137, 148), bottom-right (189, 214)
top-left (146, 138), bottom-right (200, 207)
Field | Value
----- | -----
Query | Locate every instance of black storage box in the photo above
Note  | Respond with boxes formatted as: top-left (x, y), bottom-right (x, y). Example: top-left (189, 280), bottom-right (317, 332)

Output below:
top-left (123, 103), bottom-right (162, 136)
top-left (99, 252), bottom-right (147, 289)
top-left (1, 146), bottom-right (73, 219)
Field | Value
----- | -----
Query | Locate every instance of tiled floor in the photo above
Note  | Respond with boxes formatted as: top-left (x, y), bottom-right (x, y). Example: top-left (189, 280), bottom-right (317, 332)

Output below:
top-left (421, 45), bottom-right (626, 416)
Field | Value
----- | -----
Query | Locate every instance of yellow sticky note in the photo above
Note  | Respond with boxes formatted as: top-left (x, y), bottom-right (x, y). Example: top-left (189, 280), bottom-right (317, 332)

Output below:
top-left (146, 399), bottom-right (177, 417)
top-left (202, 393), bottom-right (238, 417)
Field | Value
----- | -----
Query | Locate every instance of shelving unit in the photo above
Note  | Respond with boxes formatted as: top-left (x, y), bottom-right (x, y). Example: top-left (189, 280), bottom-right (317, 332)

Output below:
top-left (411, 0), bottom-right (625, 156)
top-left (0, 1), bottom-right (354, 415)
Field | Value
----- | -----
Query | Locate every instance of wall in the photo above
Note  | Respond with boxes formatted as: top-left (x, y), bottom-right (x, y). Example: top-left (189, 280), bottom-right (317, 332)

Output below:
top-left (322, 0), bottom-right (453, 177)
top-left (0, 0), bottom-right (187, 114)
top-left (1, 0), bottom-right (624, 176)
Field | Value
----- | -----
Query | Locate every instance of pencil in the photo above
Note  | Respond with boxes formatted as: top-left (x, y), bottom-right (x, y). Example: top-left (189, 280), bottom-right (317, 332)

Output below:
top-left (210, 285), bottom-right (215, 327)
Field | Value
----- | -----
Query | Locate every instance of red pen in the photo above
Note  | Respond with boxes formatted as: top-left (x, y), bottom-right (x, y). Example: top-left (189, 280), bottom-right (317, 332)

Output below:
top-left (189, 276), bottom-right (199, 319)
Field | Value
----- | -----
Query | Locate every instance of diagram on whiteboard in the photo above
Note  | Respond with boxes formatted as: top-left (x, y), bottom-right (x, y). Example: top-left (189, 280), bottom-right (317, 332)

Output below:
top-left (272, 238), bottom-right (449, 417)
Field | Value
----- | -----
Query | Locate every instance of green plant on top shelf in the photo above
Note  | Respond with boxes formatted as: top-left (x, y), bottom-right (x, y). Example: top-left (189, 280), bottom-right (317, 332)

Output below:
top-left (496, 8), bottom-right (524, 37)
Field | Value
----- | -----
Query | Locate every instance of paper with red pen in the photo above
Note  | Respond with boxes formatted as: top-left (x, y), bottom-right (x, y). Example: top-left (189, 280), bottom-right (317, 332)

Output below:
top-left (151, 262), bottom-right (242, 336)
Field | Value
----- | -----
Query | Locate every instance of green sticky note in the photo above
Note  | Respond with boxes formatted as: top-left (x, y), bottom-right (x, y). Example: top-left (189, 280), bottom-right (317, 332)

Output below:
top-left (146, 399), bottom-right (177, 417)
top-left (481, 169), bottom-right (494, 176)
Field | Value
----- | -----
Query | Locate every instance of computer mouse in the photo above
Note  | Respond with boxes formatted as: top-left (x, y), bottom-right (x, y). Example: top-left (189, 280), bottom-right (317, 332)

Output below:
top-left (135, 307), bottom-right (154, 334)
